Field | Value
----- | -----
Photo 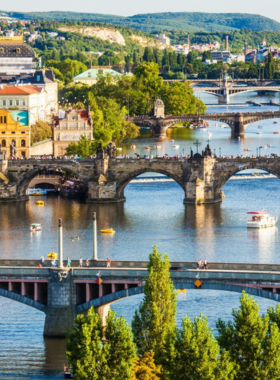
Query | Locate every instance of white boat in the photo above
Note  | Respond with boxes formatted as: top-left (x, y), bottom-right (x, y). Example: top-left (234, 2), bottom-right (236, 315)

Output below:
top-left (247, 211), bottom-right (278, 228)
top-left (30, 223), bottom-right (42, 232)
top-left (257, 132), bottom-right (262, 135)
top-left (173, 144), bottom-right (179, 148)
top-left (208, 132), bottom-right (212, 137)
top-left (27, 188), bottom-right (47, 195)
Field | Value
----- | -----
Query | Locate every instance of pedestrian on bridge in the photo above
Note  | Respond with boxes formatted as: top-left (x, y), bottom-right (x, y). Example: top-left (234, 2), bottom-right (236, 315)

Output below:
top-left (197, 259), bottom-right (202, 269)
top-left (79, 257), bottom-right (83, 267)
top-left (86, 258), bottom-right (90, 267)
top-left (203, 259), bottom-right (208, 269)
top-left (107, 257), bottom-right (111, 268)
top-left (66, 257), bottom-right (71, 267)
top-left (40, 256), bottom-right (44, 267)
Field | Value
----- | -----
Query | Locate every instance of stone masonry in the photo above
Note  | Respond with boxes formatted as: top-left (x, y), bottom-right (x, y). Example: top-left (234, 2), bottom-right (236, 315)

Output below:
top-left (2, 156), bottom-right (280, 204)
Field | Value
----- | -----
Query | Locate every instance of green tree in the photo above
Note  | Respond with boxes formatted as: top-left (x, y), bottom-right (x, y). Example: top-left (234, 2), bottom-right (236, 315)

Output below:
top-left (31, 121), bottom-right (52, 145)
top-left (65, 135), bottom-right (94, 157)
top-left (160, 81), bottom-right (207, 115)
top-left (264, 52), bottom-right (275, 78)
top-left (217, 292), bottom-right (280, 380)
top-left (166, 315), bottom-right (235, 380)
top-left (66, 307), bottom-right (136, 380)
top-left (132, 246), bottom-right (177, 361)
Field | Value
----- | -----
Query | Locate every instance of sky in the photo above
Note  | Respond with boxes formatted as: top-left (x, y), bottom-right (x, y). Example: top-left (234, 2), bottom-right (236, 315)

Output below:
top-left (1, 0), bottom-right (280, 23)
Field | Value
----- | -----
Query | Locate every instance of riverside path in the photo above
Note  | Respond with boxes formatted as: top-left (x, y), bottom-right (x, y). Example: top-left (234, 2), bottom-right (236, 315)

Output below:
top-left (1, 260), bottom-right (280, 336)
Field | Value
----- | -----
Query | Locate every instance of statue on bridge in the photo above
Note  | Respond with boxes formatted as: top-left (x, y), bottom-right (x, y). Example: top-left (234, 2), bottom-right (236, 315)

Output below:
top-left (106, 142), bottom-right (116, 158)
top-left (10, 142), bottom-right (17, 158)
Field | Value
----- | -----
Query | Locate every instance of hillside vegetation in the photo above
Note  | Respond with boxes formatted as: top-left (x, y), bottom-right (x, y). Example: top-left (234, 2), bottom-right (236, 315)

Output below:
top-left (3, 11), bottom-right (280, 32)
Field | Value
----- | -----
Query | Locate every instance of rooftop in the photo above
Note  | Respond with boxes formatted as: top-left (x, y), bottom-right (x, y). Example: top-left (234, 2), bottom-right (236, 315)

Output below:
top-left (0, 85), bottom-right (43, 95)
top-left (74, 68), bottom-right (121, 80)
top-left (0, 43), bottom-right (35, 58)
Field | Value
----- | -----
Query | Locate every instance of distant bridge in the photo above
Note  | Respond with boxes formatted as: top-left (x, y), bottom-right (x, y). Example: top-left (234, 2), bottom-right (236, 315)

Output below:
top-left (163, 78), bottom-right (280, 104)
top-left (1, 260), bottom-right (280, 336)
top-left (129, 111), bottom-right (280, 137)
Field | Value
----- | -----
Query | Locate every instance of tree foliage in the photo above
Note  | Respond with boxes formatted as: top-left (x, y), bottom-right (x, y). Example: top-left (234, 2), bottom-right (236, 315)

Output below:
top-left (217, 291), bottom-right (280, 380)
top-left (132, 351), bottom-right (161, 380)
top-left (165, 314), bottom-right (235, 380)
top-left (132, 246), bottom-right (177, 362)
top-left (31, 120), bottom-right (52, 144)
top-left (66, 307), bottom-right (136, 380)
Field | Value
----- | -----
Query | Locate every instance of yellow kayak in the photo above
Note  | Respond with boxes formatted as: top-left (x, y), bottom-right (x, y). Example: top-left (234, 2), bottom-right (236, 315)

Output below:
top-left (101, 229), bottom-right (115, 234)
top-left (47, 252), bottom-right (57, 259)
top-left (36, 201), bottom-right (44, 205)
top-left (32, 193), bottom-right (44, 196)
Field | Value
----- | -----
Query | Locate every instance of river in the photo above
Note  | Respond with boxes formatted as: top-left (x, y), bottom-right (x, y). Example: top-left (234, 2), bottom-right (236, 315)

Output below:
top-left (1, 91), bottom-right (280, 379)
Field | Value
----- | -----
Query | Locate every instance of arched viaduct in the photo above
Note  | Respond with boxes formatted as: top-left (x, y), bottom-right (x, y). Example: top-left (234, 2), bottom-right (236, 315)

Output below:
top-left (2, 262), bottom-right (280, 336)
top-left (129, 111), bottom-right (280, 137)
top-left (2, 156), bottom-right (280, 205)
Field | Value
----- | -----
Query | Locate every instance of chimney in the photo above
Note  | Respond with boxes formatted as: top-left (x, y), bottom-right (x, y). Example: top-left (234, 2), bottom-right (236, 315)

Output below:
top-left (225, 35), bottom-right (229, 51)
top-left (244, 40), bottom-right (247, 56)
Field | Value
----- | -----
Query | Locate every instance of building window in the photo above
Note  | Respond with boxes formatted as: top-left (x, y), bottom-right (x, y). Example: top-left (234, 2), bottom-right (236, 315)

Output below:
top-left (21, 151), bottom-right (26, 158)
top-left (36, 75), bottom-right (40, 81)
top-left (72, 116), bottom-right (78, 120)
top-left (1, 139), bottom-right (6, 147)
top-left (98, 70), bottom-right (103, 74)
top-left (0, 47), bottom-right (4, 53)
top-left (3, 100), bottom-right (6, 106)
top-left (16, 100), bottom-right (19, 106)
top-left (0, 116), bottom-right (2, 123)
top-left (16, 48), bottom-right (21, 54)
top-left (22, 100), bottom-right (26, 106)
top-left (88, 72), bottom-right (91, 77)
top-left (4, 116), bottom-right (6, 123)
top-left (9, 100), bottom-right (13, 106)
top-left (21, 139), bottom-right (26, 147)
top-left (12, 139), bottom-right (16, 147)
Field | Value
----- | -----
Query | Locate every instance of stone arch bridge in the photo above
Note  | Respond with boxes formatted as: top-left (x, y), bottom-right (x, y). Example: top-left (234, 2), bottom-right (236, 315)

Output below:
top-left (1, 261), bottom-right (280, 336)
top-left (129, 111), bottom-right (280, 137)
top-left (1, 156), bottom-right (280, 204)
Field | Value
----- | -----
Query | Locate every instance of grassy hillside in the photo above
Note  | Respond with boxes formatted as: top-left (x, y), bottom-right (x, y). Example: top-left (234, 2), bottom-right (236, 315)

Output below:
top-left (3, 11), bottom-right (280, 32)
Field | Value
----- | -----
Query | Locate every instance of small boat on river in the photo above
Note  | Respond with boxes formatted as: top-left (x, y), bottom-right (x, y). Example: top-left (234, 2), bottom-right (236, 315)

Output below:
top-left (30, 223), bottom-right (42, 232)
top-left (247, 211), bottom-right (278, 228)
top-left (131, 145), bottom-right (136, 149)
top-left (35, 200), bottom-right (44, 205)
top-left (64, 365), bottom-right (72, 379)
top-left (28, 188), bottom-right (47, 196)
top-left (101, 228), bottom-right (115, 234)
top-left (273, 131), bottom-right (279, 134)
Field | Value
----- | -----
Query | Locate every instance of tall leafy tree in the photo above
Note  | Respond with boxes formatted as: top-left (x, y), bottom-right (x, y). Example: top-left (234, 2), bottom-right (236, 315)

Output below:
top-left (132, 246), bottom-right (177, 361)
top-left (264, 52), bottom-right (275, 78)
top-left (217, 291), bottom-right (280, 380)
top-left (165, 315), bottom-right (235, 380)
top-left (66, 307), bottom-right (136, 380)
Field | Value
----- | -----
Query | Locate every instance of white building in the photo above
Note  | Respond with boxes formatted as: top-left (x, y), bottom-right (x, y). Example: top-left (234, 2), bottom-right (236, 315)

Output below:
top-left (172, 44), bottom-right (190, 55)
top-left (0, 85), bottom-right (50, 125)
top-left (47, 32), bottom-right (58, 38)
top-left (154, 33), bottom-right (170, 46)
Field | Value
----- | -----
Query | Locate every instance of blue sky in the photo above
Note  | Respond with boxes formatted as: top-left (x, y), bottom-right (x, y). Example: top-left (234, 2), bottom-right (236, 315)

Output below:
top-left (1, 0), bottom-right (280, 22)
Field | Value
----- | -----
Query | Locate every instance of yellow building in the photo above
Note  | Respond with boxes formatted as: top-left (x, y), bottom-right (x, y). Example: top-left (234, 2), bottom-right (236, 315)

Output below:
top-left (0, 109), bottom-right (31, 158)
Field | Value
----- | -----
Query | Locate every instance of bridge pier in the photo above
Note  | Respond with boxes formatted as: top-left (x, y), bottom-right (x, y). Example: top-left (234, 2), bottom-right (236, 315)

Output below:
top-left (217, 89), bottom-right (230, 104)
top-left (184, 158), bottom-right (225, 204)
top-left (43, 269), bottom-right (75, 337)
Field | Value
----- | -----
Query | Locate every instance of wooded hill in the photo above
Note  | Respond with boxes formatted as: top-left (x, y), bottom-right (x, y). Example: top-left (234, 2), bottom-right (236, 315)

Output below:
top-left (3, 11), bottom-right (280, 32)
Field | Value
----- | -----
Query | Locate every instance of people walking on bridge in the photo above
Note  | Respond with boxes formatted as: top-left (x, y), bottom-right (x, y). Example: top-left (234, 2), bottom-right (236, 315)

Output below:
top-left (79, 257), bottom-right (83, 267)
top-left (66, 257), bottom-right (71, 267)
top-left (86, 258), bottom-right (90, 267)
top-left (197, 259), bottom-right (202, 269)
top-left (203, 259), bottom-right (208, 269)
top-left (107, 257), bottom-right (111, 268)
top-left (40, 256), bottom-right (44, 267)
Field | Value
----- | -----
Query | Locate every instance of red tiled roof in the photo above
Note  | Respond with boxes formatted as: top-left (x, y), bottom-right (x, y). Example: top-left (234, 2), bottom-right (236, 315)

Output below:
top-left (0, 85), bottom-right (42, 95)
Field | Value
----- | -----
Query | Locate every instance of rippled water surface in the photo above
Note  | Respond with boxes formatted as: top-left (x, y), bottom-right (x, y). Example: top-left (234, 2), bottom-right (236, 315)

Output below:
top-left (1, 92), bottom-right (280, 378)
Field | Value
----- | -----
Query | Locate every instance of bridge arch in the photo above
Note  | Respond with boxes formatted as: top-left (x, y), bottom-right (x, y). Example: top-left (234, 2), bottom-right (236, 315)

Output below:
top-left (0, 288), bottom-right (46, 313)
top-left (16, 164), bottom-right (89, 198)
top-left (115, 168), bottom-right (185, 200)
top-left (76, 282), bottom-right (280, 314)
top-left (214, 163), bottom-right (280, 196)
